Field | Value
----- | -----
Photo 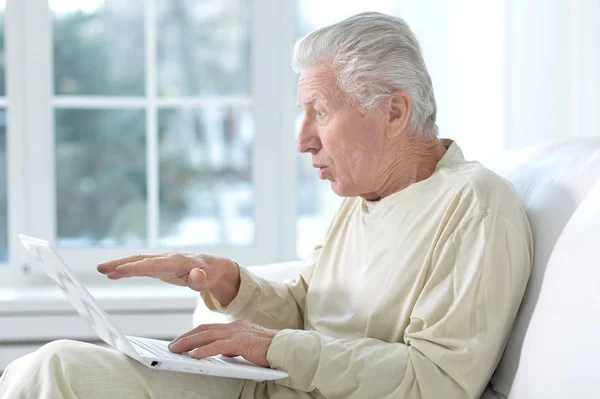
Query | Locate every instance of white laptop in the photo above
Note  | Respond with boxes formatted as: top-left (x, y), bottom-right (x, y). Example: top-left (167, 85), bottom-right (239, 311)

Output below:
top-left (18, 234), bottom-right (288, 381)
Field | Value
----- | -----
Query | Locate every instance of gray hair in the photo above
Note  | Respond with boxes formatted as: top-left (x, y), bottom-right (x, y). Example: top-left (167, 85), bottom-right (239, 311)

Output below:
top-left (293, 12), bottom-right (438, 139)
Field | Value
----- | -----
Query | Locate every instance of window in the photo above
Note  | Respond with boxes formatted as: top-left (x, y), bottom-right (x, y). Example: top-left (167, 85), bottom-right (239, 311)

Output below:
top-left (52, 1), bottom-right (147, 248)
top-left (7, 0), bottom-right (284, 276)
top-left (52, 0), bottom-right (252, 249)
top-left (52, 1), bottom-right (254, 250)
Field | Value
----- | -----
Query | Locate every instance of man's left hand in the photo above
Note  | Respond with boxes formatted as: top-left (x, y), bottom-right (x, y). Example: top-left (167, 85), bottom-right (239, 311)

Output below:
top-left (168, 320), bottom-right (278, 367)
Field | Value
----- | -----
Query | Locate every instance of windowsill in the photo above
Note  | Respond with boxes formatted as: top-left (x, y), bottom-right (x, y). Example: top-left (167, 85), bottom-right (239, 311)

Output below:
top-left (0, 281), bottom-right (199, 314)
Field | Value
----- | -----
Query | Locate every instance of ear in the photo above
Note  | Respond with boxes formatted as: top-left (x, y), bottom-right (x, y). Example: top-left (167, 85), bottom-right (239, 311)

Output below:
top-left (385, 90), bottom-right (411, 139)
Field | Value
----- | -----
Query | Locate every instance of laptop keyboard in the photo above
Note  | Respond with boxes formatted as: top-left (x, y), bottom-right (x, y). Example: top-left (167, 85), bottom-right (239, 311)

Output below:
top-left (127, 336), bottom-right (227, 365)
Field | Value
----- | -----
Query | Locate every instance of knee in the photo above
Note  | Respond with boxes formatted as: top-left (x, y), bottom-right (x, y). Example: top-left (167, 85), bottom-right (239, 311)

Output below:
top-left (0, 340), bottom-right (90, 394)
top-left (35, 339), bottom-right (95, 367)
top-left (38, 339), bottom-right (86, 355)
top-left (39, 338), bottom-right (82, 352)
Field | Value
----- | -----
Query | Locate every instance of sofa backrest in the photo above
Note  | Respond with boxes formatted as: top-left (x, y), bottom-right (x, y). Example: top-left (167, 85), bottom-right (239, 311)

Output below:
top-left (508, 178), bottom-right (600, 397)
top-left (483, 137), bottom-right (600, 397)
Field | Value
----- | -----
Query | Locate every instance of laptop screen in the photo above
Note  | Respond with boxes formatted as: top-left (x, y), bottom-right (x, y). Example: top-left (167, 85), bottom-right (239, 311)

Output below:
top-left (19, 234), bottom-right (141, 361)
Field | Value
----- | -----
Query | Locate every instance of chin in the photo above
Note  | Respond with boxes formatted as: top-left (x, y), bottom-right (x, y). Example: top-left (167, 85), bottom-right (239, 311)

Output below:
top-left (330, 181), bottom-right (354, 197)
top-left (329, 181), bottom-right (342, 196)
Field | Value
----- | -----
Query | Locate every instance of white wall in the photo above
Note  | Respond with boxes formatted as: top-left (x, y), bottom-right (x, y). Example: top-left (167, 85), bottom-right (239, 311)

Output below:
top-left (573, 0), bottom-right (600, 138)
top-left (387, 0), bottom-right (507, 161)
top-left (508, 0), bottom-right (600, 148)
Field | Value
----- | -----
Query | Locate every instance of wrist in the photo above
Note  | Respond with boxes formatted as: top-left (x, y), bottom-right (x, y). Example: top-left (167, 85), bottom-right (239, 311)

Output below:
top-left (210, 260), bottom-right (241, 307)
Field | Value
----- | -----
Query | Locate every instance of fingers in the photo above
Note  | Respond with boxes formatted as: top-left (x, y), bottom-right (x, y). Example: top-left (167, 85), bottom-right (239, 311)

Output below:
top-left (170, 323), bottom-right (233, 347)
top-left (168, 321), bottom-right (271, 366)
top-left (112, 254), bottom-right (188, 277)
top-left (169, 329), bottom-right (233, 354)
top-left (188, 340), bottom-right (242, 359)
top-left (97, 253), bottom-right (169, 274)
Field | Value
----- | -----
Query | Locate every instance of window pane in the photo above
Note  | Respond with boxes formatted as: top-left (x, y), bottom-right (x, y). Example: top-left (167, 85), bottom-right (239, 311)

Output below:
top-left (0, 109), bottom-right (6, 261)
top-left (158, 107), bottom-right (254, 246)
top-left (51, 0), bottom-right (145, 96)
top-left (156, 0), bottom-right (251, 96)
top-left (55, 109), bottom-right (146, 247)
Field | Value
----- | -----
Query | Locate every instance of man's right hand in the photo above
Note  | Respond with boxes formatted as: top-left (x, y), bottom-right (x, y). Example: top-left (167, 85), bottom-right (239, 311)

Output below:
top-left (97, 253), bottom-right (241, 306)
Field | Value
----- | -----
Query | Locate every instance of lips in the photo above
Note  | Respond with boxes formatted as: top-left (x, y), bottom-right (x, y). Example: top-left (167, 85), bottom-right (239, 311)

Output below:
top-left (313, 161), bottom-right (329, 179)
top-left (317, 166), bottom-right (328, 179)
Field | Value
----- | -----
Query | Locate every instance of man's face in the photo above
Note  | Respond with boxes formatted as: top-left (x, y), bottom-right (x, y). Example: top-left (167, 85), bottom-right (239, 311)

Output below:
top-left (296, 64), bottom-right (388, 197)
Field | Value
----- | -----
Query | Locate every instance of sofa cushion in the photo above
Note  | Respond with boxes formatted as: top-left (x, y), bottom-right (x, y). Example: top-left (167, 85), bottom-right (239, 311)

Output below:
top-left (484, 137), bottom-right (600, 397)
top-left (508, 180), bottom-right (600, 397)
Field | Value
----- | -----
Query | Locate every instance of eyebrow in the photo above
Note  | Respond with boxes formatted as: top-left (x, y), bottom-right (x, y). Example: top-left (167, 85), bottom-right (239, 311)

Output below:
top-left (296, 94), bottom-right (328, 108)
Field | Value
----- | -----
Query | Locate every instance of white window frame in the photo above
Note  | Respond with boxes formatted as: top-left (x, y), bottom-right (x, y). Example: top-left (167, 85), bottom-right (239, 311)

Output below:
top-left (4, 0), bottom-right (29, 279)
top-left (3, 0), bottom-right (300, 282)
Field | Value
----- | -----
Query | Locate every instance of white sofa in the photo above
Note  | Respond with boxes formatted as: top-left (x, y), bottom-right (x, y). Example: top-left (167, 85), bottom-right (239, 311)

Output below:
top-left (194, 137), bottom-right (600, 398)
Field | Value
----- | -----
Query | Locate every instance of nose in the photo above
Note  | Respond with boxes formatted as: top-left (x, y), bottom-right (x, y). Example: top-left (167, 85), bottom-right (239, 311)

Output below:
top-left (296, 117), bottom-right (322, 154)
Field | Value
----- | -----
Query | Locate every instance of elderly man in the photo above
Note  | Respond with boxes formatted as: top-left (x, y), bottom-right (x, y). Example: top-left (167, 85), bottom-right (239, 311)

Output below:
top-left (0, 12), bottom-right (532, 399)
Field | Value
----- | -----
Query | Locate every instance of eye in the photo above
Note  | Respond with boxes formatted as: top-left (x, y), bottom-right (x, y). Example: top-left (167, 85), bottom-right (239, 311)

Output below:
top-left (315, 110), bottom-right (325, 118)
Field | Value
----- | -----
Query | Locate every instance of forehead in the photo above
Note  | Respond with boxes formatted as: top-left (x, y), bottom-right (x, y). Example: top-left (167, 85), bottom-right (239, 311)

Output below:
top-left (297, 64), bottom-right (339, 105)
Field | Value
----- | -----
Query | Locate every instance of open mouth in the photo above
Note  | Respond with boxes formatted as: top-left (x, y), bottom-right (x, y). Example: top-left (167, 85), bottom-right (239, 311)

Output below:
top-left (318, 167), bottom-right (328, 179)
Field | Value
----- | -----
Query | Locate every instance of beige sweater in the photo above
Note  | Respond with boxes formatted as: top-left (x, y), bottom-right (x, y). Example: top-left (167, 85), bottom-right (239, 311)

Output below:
top-left (201, 140), bottom-right (533, 399)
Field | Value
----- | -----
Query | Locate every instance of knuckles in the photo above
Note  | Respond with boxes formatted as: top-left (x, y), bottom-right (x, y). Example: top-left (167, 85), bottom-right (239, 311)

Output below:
top-left (171, 253), bottom-right (187, 262)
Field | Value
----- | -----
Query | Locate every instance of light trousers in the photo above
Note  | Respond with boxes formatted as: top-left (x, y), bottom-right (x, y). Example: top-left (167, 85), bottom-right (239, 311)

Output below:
top-left (0, 340), bottom-right (245, 399)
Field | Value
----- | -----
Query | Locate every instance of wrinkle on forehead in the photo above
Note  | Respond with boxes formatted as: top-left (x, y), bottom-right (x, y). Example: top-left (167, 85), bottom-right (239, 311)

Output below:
top-left (298, 65), bottom-right (345, 108)
top-left (297, 95), bottom-right (328, 108)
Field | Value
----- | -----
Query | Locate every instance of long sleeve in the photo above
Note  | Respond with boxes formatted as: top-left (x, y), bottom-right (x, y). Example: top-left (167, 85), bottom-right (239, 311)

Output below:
top-left (266, 210), bottom-right (533, 399)
top-left (199, 248), bottom-right (320, 330)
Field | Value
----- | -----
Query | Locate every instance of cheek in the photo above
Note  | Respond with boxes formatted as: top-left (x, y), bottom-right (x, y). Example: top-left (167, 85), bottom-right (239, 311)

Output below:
top-left (329, 141), bottom-right (377, 189)
top-left (323, 114), bottom-right (383, 183)
top-left (321, 131), bottom-right (354, 173)
top-left (345, 133), bottom-right (381, 174)
top-left (348, 149), bottom-right (377, 182)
